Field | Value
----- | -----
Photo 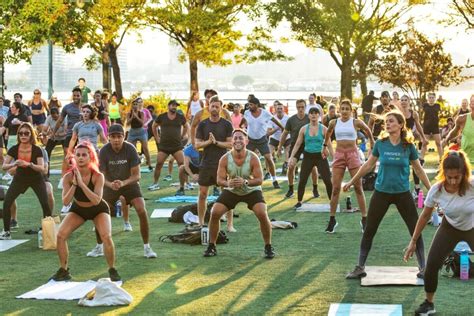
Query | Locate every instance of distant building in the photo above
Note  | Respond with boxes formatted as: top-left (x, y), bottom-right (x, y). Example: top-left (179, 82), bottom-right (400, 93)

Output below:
top-left (30, 45), bottom-right (67, 92)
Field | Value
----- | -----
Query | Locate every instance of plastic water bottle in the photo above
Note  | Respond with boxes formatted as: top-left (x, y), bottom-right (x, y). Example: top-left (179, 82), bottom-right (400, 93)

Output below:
top-left (460, 251), bottom-right (470, 281)
top-left (115, 201), bottom-right (122, 218)
top-left (417, 190), bottom-right (424, 208)
top-left (346, 196), bottom-right (352, 210)
top-left (201, 226), bottom-right (209, 246)
top-left (431, 208), bottom-right (440, 227)
top-left (38, 230), bottom-right (43, 249)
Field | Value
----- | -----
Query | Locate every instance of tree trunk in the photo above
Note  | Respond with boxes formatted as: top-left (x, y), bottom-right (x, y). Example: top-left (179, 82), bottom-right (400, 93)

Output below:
top-left (109, 45), bottom-right (123, 101)
top-left (359, 63), bottom-right (368, 98)
top-left (189, 59), bottom-right (198, 95)
top-left (102, 46), bottom-right (111, 92)
top-left (340, 57), bottom-right (353, 100)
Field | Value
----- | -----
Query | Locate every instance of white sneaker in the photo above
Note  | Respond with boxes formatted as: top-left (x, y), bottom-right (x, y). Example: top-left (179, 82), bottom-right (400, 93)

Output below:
top-left (123, 222), bottom-right (133, 232)
top-left (86, 244), bottom-right (104, 257)
top-left (227, 227), bottom-right (237, 233)
top-left (144, 245), bottom-right (157, 258)
top-left (61, 203), bottom-right (71, 214)
top-left (0, 230), bottom-right (11, 240)
top-left (58, 178), bottom-right (64, 190)
top-left (185, 183), bottom-right (194, 190)
top-left (148, 183), bottom-right (160, 191)
top-left (2, 173), bottom-right (12, 181)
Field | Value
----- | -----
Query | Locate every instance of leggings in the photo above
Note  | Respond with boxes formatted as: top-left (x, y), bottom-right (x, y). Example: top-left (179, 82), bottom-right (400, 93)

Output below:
top-left (424, 218), bottom-right (474, 293)
top-left (298, 152), bottom-right (332, 202)
top-left (358, 190), bottom-right (425, 269)
top-left (412, 158), bottom-right (424, 186)
top-left (2, 176), bottom-right (51, 231)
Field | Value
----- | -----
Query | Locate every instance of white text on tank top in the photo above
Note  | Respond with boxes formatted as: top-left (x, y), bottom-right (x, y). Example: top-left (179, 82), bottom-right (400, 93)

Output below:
top-left (244, 109), bottom-right (273, 139)
top-left (189, 100), bottom-right (202, 116)
top-left (335, 118), bottom-right (357, 141)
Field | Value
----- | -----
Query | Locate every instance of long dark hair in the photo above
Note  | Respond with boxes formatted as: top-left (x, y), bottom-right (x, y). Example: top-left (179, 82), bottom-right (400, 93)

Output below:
top-left (436, 150), bottom-right (472, 196)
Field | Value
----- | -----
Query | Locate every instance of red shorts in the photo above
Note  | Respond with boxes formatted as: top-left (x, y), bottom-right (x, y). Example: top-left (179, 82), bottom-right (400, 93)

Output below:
top-left (332, 147), bottom-right (362, 170)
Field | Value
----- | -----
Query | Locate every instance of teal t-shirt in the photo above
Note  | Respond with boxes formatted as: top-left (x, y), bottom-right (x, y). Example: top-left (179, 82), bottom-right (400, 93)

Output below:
top-left (372, 139), bottom-right (418, 193)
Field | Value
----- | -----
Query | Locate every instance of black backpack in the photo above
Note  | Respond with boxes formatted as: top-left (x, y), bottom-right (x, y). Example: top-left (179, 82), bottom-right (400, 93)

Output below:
top-left (159, 226), bottom-right (228, 245)
top-left (362, 172), bottom-right (377, 191)
top-left (168, 202), bottom-right (214, 223)
top-left (443, 252), bottom-right (474, 278)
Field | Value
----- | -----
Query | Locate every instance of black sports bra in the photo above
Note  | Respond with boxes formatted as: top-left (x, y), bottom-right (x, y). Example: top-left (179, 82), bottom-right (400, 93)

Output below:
top-left (74, 173), bottom-right (95, 202)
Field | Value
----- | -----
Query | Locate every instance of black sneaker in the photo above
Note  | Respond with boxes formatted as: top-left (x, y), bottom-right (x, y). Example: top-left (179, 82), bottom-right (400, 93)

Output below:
top-left (203, 244), bottom-right (217, 257)
top-left (415, 299), bottom-right (436, 315)
top-left (108, 267), bottom-right (122, 281)
top-left (213, 187), bottom-right (220, 196)
top-left (175, 188), bottom-right (185, 196)
top-left (0, 230), bottom-right (11, 240)
top-left (360, 217), bottom-right (367, 233)
top-left (50, 267), bottom-right (72, 281)
top-left (10, 219), bottom-right (19, 230)
top-left (294, 202), bottom-right (302, 210)
top-left (346, 265), bottom-right (367, 279)
top-left (312, 187), bottom-right (320, 198)
top-left (273, 180), bottom-right (280, 189)
top-left (264, 244), bottom-right (275, 259)
top-left (285, 189), bottom-right (294, 198)
top-left (264, 172), bottom-right (271, 180)
top-left (416, 269), bottom-right (425, 280)
top-left (148, 165), bottom-right (153, 171)
top-left (325, 220), bottom-right (338, 233)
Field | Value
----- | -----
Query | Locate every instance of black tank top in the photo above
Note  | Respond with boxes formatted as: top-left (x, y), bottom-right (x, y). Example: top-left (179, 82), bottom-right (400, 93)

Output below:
top-left (97, 104), bottom-right (105, 120)
top-left (459, 108), bottom-right (470, 115)
top-left (31, 100), bottom-right (42, 111)
top-left (423, 103), bottom-right (440, 127)
top-left (130, 111), bottom-right (143, 128)
top-left (405, 109), bottom-right (415, 130)
top-left (74, 174), bottom-right (95, 202)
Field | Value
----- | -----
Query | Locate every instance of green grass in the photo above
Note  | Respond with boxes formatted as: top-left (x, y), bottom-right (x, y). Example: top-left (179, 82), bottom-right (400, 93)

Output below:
top-left (0, 143), bottom-right (472, 315)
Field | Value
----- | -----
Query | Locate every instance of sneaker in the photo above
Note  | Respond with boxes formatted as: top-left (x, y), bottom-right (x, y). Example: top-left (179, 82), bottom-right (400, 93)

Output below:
top-left (415, 299), bottom-right (436, 316)
top-left (175, 188), bottom-right (185, 196)
top-left (203, 244), bottom-right (217, 257)
top-left (272, 180), bottom-right (280, 189)
top-left (148, 183), bottom-right (160, 191)
top-left (285, 189), bottom-right (294, 198)
top-left (294, 202), bottom-right (302, 210)
top-left (10, 219), bottom-right (19, 230)
top-left (50, 267), bottom-right (72, 281)
top-left (227, 226), bottom-right (237, 233)
top-left (325, 220), bottom-right (338, 233)
top-left (0, 230), bottom-right (11, 240)
top-left (108, 267), bottom-right (122, 282)
top-left (123, 222), bottom-right (133, 232)
top-left (264, 244), bottom-right (275, 259)
top-left (346, 265), bottom-right (367, 279)
top-left (185, 183), bottom-right (195, 190)
top-left (264, 172), bottom-right (271, 181)
top-left (2, 173), bottom-right (13, 181)
top-left (61, 203), bottom-right (72, 214)
top-left (57, 177), bottom-right (63, 189)
top-left (163, 175), bottom-right (172, 181)
top-left (86, 244), bottom-right (104, 257)
top-left (416, 269), bottom-right (425, 279)
top-left (312, 187), bottom-right (320, 198)
top-left (148, 165), bottom-right (153, 171)
top-left (144, 245), bottom-right (157, 258)
top-left (360, 217), bottom-right (367, 233)
top-left (213, 187), bottom-right (220, 196)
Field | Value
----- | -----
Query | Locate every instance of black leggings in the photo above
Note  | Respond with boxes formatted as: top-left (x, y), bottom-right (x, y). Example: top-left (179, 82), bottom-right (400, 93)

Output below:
top-left (297, 152), bottom-right (332, 202)
top-left (424, 218), bottom-right (474, 293)
top-left (45, 138), bottom-right (65, 161)
top-left (358, 190), bottom-right (425, 269)
top-left (412, 158), bottom-right (424, 186)
top-left (2, 176), bottom-right (51, 231)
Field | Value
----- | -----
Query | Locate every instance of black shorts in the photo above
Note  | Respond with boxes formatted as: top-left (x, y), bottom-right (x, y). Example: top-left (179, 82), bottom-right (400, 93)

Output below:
top-left (423, 124), bottom-right (440, 135)
top-left (159, 147), bottom-right (183, 156)
top-left (70, 200), bottom-right (110, 221)
top-left (269, 138), bottom-right (290, 148)
top-left (32, 114), bottom-right (46, 126)
top-left (103, 183), bottom-right (143, 205)
top-left (247, 136), bottom-right (270, 155)
top-left (198, 166), bottom-right (218, 186)
top-left (216, 190), bottom-right (265, 210)
top-left (289, 142), bottom-right (304, 162)
top-left (189, 164), bottom-right (199, 175)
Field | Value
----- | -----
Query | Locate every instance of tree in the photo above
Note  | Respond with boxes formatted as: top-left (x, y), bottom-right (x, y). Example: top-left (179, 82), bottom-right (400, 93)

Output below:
top-left (451, 0), bottom-right (474, 29)
top-left (232, 75), bottom-right (254, 88)
top-left (373, 29), bottom-right (469, 103)
top-left (266, 0), bottom-right (414, 99)
top-left (145, 0), bottom-right (288, 94)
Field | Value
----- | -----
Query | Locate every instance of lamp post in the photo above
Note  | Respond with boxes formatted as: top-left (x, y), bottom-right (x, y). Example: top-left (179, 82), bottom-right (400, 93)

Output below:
top-left (0, 24), bottom-right (4, 97)
top-left (48, 40), bottom-right (53, 99)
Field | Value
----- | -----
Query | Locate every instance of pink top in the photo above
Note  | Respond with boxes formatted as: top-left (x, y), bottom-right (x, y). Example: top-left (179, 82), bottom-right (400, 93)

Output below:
top-left (142, 108), bottom-right (152, 130)
top-left (231, 113), bottom-right (242, 129)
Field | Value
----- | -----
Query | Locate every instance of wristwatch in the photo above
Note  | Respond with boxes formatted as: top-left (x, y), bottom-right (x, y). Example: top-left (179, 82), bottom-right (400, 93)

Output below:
top-left (244, 179), bottom-right (249, 186)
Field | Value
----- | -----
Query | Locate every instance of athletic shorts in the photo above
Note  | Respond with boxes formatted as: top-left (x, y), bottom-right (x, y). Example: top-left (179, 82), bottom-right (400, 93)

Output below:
top-left (247, 136), bottom-right (270, 155)
top-left (127, 127), bottom-right (147, 142)
top-left (198, 166), bottom-right (218, 186)
top-left (423, 124), bottom-right (440, 135)
top-left (110, 118), bottom-right (122, 125)
top-left (103, 183), bottom-right (143, 206)
top-left (269, 137), bottom-right (290, 148)
top-left (32, 113), bottom-right (46, 126)
top-left (159, 147), bottom-right (183, 156)
top-left (332, 147), bottom-right (362, 170)
top-left (216, 190), bottom-right (265, 210)
top-left (289, 142), bottom-right (304, 162)
top-left (69, 200), bottom-right (110, 221)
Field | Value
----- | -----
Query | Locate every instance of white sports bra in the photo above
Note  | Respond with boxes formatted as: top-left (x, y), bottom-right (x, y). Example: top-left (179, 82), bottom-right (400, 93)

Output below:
top-left (334, 118), bottom-right (357, 141)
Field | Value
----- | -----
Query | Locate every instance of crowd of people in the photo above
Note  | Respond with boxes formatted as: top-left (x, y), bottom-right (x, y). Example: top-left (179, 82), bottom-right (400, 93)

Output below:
top-left (0, 78), bottom-right (473, 315)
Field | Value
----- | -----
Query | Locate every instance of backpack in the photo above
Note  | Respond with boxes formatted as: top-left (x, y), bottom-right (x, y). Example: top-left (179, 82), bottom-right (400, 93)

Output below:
top-left (159, 226), bottom-right (228, 245)
top-left (443, 252), bottom-right (474, 278)
top-left (362, 172), bottom-right (377, 191)
top-left (168, 202), bottom-right (214, 223)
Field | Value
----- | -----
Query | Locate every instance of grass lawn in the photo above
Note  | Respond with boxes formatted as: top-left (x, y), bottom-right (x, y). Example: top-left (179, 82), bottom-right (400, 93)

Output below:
top-left (0, 143), bottom-right (472, 315)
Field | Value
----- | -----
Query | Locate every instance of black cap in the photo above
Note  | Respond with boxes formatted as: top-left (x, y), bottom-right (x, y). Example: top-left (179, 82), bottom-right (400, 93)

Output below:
top-left (168, 99), bottom-right (179, 106)
top-left (108, 124), bottom-right (124, 135)
top-left (248, 97), bottom-right (260, 105)
top-left (381, 91), bottom-right (390, 98)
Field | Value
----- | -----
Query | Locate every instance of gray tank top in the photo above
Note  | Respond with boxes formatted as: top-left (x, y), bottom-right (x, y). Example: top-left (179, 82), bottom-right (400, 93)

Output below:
top-left (225, 150), bottom-right (261, 196)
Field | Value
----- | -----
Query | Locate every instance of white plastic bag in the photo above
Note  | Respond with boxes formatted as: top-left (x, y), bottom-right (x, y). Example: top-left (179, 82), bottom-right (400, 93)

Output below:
top-left (78, 278), bottom-right (132, 307)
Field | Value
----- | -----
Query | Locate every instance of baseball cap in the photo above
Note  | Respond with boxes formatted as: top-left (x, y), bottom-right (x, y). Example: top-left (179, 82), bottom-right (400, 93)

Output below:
top-left (168, 99), bottom-right (179, 106)
top-left (248, 96), bottom-right (260, 105)
top-left (108, 124), bottom-right (124, 135)
top-left (381, 91), bottom-right (390, 98)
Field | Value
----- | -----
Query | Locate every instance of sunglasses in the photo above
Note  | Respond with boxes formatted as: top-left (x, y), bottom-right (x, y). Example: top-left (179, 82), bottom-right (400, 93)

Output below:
top-left (34, 92), bottom-right (41, 95)
top-left (18, 131), bottom-right (31, 137)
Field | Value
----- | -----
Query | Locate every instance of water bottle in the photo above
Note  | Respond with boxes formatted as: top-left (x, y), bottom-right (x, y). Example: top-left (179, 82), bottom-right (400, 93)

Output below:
top-left (346, 196), bottom-right (352, 210)
top-left (460, 251), bottom-right (470, 281)
top-left (38, 230), bottom-right (43, 249)
top-left (431, 208), bottom-right (440, 227)
top-left (115, 201), bottom-right (122, 218)
top-left (201, 226), bottom-right (209, 246)
top-left (417, 190), bottom-right (424, 208)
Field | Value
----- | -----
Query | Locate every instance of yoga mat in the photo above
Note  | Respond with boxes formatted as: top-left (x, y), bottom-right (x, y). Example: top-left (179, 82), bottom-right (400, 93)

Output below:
top-left (0, 239), bottom-right (29, 252)
top-left (296, 203), bottom-right (339, 213)
top-left (361, 266), bottom-right (424, 286)
top-left (155, 196), bottom-right (218, 203)
top-left (151, 208), bottom-right (174, 218)
top-left (264, 176), bottom-right (287, 182)
top-left (328, 303), bottom-right (402, 316)
top-left (49, 169), bottom-right (62, 175)
top-left (140, 167), bottom-right (152, 173)
top-left (17, 280), bottom-right (122, 300)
